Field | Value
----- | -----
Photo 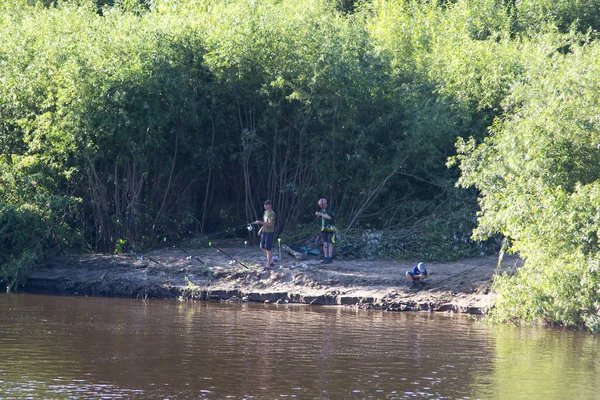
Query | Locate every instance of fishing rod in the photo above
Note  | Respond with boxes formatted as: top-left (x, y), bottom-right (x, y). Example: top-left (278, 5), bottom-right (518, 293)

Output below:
top-left (162, 238), bottom-right (209, 266)
top-left (172, 245), bottom-right (209, 266)
top-left (145, 255), bottom-right (169, 269)
top-left (135, 223), bottom-right (254, 269)
top-left (212, 245), bottom-right (251, 270)
top-left (137, 244), bottom-right (207, 271)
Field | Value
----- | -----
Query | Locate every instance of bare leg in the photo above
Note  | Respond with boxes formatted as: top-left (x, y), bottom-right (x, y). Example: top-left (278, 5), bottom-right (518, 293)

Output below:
top-left (261, 248), bottom-right (267, 265)
top-left (266, 250), bottom-right (273, 266)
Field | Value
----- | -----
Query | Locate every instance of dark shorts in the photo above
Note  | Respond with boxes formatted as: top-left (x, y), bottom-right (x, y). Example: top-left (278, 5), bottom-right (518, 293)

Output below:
top-left (320, 232), bottom-right (334, 245)
top-left (260, 232), bottom-right (274, 251)
top-left (406, 271), bottom-right (424, 281)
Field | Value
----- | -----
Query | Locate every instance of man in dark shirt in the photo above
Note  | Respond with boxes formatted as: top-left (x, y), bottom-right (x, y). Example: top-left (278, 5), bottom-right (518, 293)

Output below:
top-left (315, 198), bottom-right (335, 264)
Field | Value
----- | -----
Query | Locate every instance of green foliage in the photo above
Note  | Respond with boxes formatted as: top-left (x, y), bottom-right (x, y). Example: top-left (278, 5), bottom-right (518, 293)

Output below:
top-left (513, 0), bottom-right (600, 34)
top-left (0, 200), bottom-right (81, 290)
top-left (454, 36), bottom-right (600, 330)
top-left (492, 253), bottom-right (600, 332)
top-left (0, 205), bottom-right (44, 290)
top-left (342, 188), bottom-right (500, 261)
top-left (2, 0), bottom-right (600, 302)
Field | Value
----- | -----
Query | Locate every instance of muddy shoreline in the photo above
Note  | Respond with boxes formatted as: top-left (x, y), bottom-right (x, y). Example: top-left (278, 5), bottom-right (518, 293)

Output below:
top-left (23, 239), bottom-right (522, 315)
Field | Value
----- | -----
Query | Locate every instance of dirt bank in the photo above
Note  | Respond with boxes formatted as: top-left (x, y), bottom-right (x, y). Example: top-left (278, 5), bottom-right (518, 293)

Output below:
top-left (24, 239), bottom-right (523, 314)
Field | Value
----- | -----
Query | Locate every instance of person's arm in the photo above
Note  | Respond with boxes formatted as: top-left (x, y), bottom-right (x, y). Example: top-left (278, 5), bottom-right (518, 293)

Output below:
top-left (254, 214), bottom-right (274, 227)
top-left (255, 212), bottom-right (274, 233)
top-left (315, 211), bottom-right (331, 220)
top-left (253, 219), bottom-right (264, 235)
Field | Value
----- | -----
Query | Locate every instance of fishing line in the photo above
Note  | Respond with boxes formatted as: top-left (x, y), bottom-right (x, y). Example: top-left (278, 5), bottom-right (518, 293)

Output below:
top-left (207, 223), bottom-right (254, 238)
top-left (426, 261), bottom-right (490, 289)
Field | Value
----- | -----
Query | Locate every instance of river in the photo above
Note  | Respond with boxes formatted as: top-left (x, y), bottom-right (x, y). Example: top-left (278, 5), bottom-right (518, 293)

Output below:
top-left (1, 293), bottom-right (599, 399)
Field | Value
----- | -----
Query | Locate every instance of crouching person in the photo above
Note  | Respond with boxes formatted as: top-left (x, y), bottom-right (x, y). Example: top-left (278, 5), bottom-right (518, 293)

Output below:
top-left (406, 262), bottom-right (428, 288)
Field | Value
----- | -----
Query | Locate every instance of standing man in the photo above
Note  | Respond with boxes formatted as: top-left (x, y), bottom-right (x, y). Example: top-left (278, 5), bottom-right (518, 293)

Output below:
top-left (254, 199), bottom-right (275, 269)
top-left (315, 198), bottom-right (335, 264)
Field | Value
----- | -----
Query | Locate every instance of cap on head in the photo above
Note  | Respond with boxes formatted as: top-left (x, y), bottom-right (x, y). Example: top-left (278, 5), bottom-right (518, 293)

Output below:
top-left (417, 262), bottom-right (428, 276)
top-left (263, 199), bottom-right (272, 205)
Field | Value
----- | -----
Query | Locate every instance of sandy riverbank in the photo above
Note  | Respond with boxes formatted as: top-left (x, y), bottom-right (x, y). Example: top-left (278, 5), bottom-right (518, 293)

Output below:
top-left (24, 239), bottom-right (523, 314)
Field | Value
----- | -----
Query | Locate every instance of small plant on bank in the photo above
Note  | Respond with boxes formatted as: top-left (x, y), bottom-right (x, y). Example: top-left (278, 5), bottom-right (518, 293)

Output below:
top-left (178, 276), bottom-right (202, 302)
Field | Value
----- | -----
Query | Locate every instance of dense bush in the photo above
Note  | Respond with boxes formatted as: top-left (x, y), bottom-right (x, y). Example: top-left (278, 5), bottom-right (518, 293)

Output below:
top-left (0, 199), bottom-right (81, 290)
top-left (453, 34), bottom-right (600, 331)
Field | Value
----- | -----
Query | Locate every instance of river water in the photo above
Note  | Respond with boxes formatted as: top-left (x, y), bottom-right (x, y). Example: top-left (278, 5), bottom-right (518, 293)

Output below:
top-left (0, 293), bottom-right (599, 399)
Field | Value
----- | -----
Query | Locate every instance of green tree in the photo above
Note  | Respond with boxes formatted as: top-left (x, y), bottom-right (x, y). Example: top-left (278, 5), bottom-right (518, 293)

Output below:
top-left (452, 34), bottom-right (600, 331)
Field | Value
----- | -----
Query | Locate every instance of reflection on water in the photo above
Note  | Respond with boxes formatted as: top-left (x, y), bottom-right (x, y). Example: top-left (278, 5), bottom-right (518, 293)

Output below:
top-left (474, 324), bottom-right (600, 400)
top-left (0, 293), bottom-right (598, 399)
